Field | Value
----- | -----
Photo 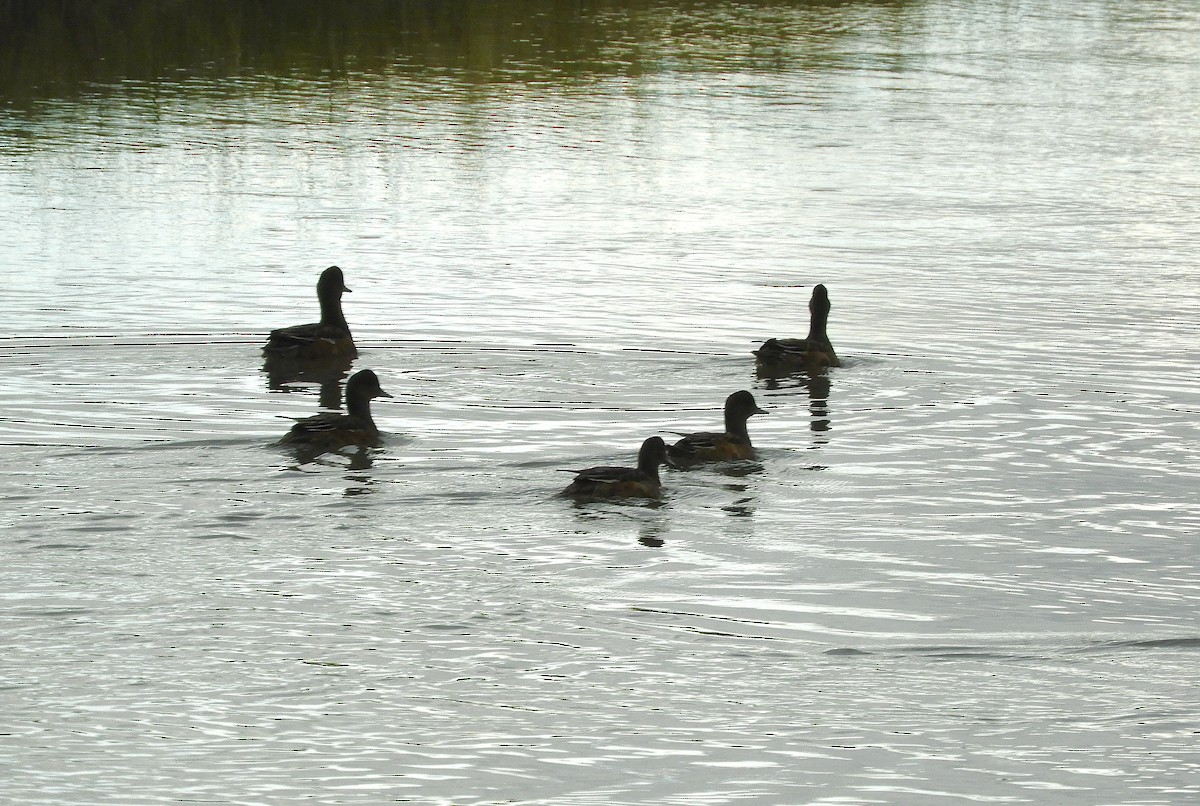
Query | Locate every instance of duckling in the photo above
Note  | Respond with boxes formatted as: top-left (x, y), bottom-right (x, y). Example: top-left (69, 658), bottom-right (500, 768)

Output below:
top-left (279, 369), bottom-right (390, 451)
top-left (667, 390), bottom-right (768, 465)
top-left (754, 283), bottom-right (840, 373)
top-left (263, 265), bottom-right (356, 360)
top-left (560, 437), bottom-right (671, 500)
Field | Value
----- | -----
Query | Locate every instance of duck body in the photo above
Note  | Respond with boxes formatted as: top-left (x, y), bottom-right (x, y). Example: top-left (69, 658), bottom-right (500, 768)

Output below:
top-left (667, 430), bottom-right (755, 463)
top-left (754, 283), bottom-right (840, 373)
top-left (560, 437), bottom-right (670, 500)
top-left (264, 266), bottom-right (356, 360)
top-left (753, 336), bottom-right (838, 373)
top-left (667, 390), bottom-right (767, 466)
top-left (280, 369), bottom-right (390, 452)
top-left (266, 322), bottom-right (356, 360)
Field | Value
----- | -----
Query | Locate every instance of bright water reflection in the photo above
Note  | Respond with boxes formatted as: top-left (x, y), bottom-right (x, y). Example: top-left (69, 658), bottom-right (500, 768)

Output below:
top-left (2, 1), bottom-right (1200, 803)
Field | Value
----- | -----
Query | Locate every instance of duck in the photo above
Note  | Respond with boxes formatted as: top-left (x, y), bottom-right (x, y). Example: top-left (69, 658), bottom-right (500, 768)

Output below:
top-left (559, 436), bottom-right (671, 500)
top-left (753, 283), bottom-right (840, 373)
top-left (667, 390), bottom-right (768, 465)
top-left (279, 369), bottom-right (390, 451)
top-left (263, 265), bottom-right (356, 360)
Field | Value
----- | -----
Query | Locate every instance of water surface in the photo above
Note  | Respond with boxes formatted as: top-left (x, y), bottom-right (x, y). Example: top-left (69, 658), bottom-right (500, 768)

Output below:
top-left (2, 2), bottom-right (1199, 803)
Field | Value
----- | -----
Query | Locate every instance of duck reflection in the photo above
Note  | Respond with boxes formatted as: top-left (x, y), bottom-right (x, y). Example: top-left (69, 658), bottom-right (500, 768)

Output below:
top-left (806, 373), bottom-right (832, 435)
top-left (343, 462), bottom-right (378, 496)
top-left (720, 483), bottom-right (757, 517)
top-left (263, 354), bottom-right (353, 410)
top-left (757, 371), bottom-right (833, 437)
top-left (286, 444), bottom-right (380, 476)
top-left (637, 518), bottom-right (668, 548)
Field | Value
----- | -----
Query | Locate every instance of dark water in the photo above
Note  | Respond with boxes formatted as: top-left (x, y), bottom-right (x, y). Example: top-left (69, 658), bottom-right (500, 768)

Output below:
top-left (3, 2), bottom-right (1199, 803)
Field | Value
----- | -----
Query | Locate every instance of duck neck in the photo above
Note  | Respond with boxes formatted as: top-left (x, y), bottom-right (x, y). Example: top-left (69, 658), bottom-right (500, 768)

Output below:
top-left (806, 305), bottom-right (830, 343)
top-left (724, 411), bottom-right (750, 438)
top-left (637, 456), bottom-right (662, 481)
top-left (346, 393), bottom-right (375, 425)
top-left (319, 294), bottom-right (348, 329)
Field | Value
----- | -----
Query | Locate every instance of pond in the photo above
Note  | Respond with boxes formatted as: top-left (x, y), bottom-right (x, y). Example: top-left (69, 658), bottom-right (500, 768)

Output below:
top-left (2, 1), bottom-right (1199, 803)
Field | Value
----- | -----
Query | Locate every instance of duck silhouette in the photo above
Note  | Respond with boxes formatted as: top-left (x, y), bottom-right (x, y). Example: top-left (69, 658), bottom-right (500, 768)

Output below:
top-left (754, 283), bottom-right (840, 374)
top-left (559, 437), bottom-right (671, 500)
top-left (279, 369), bottom-right (390, 454)
top-left (263, 265), bottom-right (356, 361)
top-left (666, 390), bottom-right (768, 466)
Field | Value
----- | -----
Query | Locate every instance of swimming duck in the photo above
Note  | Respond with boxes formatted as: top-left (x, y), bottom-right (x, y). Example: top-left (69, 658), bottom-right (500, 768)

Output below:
top-left (263, 265), bottom-right (356, 360)
top-left (279, 369), bottom-right (390, 450)
top-left (754, 283), bottom-right (840, 373)
top-left (667, 390), bottom-right (768, 465)
top-left (560, 436), bottom-right (671, 500)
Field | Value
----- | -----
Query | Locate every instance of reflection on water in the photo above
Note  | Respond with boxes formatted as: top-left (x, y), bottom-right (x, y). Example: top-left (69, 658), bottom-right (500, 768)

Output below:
top-left (281, 441), bottom-right (379, 474)
top-left (720, 483), bottom-right (756, 517)
top-left (343, 466), bottom-right (377, 495)
top-left (808, 374), bottom-right (832, 433)
top-left (3, 1), bottom-right (1200, 803)
top-left (262, 356), bottom-right (352, 409)
top-left (0, 0), bottom-right (918, 99)
top-left (761, 370), bottom-right (834, 436)
top-left (637, 519), bottom-right (668, 547)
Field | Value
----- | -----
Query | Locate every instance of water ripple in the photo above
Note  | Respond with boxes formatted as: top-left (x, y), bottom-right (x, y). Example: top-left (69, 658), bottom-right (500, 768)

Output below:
top-left (4, 2), bottom-right (1200, 802)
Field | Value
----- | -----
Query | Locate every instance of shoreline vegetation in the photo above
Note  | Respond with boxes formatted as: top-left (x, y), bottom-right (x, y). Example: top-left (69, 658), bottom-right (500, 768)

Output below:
top-left (0, 0), bottom-right (914, 99)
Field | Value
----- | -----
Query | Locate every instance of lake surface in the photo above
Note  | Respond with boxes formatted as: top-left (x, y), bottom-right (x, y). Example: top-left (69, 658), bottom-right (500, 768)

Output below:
top-left (2, 1), bottom-right (1199, 803)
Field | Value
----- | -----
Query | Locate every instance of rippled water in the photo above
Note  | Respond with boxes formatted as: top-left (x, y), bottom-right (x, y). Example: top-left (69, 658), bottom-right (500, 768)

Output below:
top-left (3, 1), bottom-right (1200, 803)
